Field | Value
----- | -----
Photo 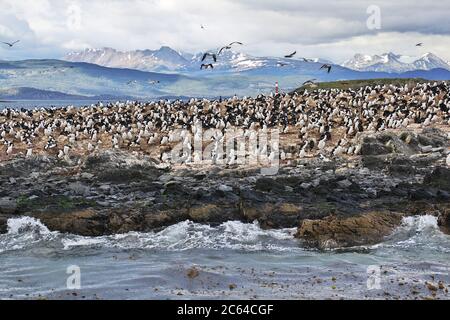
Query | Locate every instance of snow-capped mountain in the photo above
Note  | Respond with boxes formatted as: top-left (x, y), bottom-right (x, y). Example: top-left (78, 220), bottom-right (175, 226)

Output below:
top-left (64, 46), bottom-right (334, 73)
top-left (342, 52), bottom-right (450, 73)
top-left (64, 47), bottom-right (189, 72)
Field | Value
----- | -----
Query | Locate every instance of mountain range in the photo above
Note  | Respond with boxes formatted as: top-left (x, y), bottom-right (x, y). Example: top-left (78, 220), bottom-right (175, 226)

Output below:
top-left (342, 52), bottom-right (450, 73)
top-left (1, 47), bottom-right (450, 100)
top-left (64, 47), bottom-right (450, 75)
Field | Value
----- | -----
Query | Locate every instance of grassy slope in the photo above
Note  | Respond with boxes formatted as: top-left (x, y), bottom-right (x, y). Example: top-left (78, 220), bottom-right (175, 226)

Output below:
top-left (292, 78), bottom-right (434, 93)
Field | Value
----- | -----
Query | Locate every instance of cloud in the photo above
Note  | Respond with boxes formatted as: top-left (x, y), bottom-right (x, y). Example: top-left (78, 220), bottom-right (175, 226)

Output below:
top-left (0, 0), bottom-right (449, 62)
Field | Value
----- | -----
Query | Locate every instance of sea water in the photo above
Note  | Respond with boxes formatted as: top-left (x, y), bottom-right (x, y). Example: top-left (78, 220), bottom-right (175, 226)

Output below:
top-left (0, 216), bottom-right (449, 299)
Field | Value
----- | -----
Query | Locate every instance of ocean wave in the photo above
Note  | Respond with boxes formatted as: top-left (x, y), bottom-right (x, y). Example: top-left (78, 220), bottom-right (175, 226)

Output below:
top-left (0, 218), bottom-right (298, 254)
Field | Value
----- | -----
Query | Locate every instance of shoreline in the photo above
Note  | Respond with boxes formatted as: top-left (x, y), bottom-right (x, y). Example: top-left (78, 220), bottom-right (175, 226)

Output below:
top-left (1, 128), bottom-right (449, 249)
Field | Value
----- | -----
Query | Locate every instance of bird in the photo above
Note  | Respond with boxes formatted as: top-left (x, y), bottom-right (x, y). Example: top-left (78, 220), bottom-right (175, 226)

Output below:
top-left (284, 51), bottom-right (296, 58)
top-left (201, 24), bottom-right (205, 29)
top-left (302, 58), bottom-right (314, 62)
top-left (303, 79), bottom-right (317, 86)
top-left (416, 43), bottom-right (423, 47)
top-left (320, 64), bottom-right (332, 73)
top-left (218, 42), bottom-right (243, 55)
top-left (201, 52), bottom-right (217, 62)
top-left (200, 64), bottom-right (214, 70)
top-left (2, 40), bottom-right (20, 47)
top-left (277, 62), bottom-right (289, 67)
top-left (447, 153), bottom-right (450, 167)
top-left (127, 80), bottom-right (138, 85)
top-left (148, 80), bottom-right (160, 85)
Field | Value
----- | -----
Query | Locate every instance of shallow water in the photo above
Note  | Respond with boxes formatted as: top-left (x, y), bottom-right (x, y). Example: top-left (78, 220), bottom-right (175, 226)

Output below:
top-left (0, 216), bottom-right (449, 300)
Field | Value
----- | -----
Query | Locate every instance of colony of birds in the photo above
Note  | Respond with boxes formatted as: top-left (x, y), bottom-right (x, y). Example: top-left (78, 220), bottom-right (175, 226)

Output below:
top-left (1, 81), bottom-right (449, 166)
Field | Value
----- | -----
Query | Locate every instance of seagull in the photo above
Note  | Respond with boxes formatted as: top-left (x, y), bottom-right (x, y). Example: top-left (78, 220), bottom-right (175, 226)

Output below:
top-left (416, 43), bottom-right (423, 47)
top-left (127, 80), bottom-right (138, 85)
top-left (148, 80), bottom-right (160, 85)
top-left (284, 51), bottom-right (296, 58)
top-left (201, 52), bottom-right (217, 62)
top-left (320, 64), bottom-right (332, 73)
top-left (302, 58), bottom-right (314, 62)
top-left (201, 24), bottom-right (205, 29)
top-left (218, 42), bottom-right (243, 55)
top-left (303, 79), bottom-right (317, 86)
top-left (201, 64), bottom-right (214, 70)
top-left (277, 62), bottom-right (289, 67)
top-left (2, 40), bottom-right (20, 47)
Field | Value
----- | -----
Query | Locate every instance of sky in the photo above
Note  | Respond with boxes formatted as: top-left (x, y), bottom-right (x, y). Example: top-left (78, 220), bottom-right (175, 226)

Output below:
top-left (1, 0), bottom-right (450, 63)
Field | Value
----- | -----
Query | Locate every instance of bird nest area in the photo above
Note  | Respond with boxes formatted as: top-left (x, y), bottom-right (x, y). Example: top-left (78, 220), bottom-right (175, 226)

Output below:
top-left (0, 81), bottom-right (449, 166)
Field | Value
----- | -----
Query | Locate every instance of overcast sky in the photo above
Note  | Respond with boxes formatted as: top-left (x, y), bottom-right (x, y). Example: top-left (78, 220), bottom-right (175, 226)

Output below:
top-left (1, 0), bottom-right (450, 63)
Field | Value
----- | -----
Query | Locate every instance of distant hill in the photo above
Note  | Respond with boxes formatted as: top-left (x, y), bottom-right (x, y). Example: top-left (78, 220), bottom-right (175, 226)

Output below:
top-left (292, 78), bottom-right (441, 93)
top-left (1, 58), bottom-right (450, 98)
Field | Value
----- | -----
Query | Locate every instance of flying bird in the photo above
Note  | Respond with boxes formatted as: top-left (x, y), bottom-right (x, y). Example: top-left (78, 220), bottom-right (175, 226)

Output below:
top-left (302, 58), bottom-right (314, 62)
top-left (320, 64), bottom-right (332, 73)
top-left (200, 64), bottom-right (214, 70)
top-left (127, 80), bottom-right (138, 85)
top-left (218, 42), bottom-right (243, 55)
top-left (303, 79), bottom-right (317, 86)
top-left (2, 40), bottom-right (20, 47)
top-left (416, 43), bottom-right (423, 47)
top-left (277, 62), bottom-right (289, 67)
top-left (284, 51), bottom-right (297, 58)
top-left (201, 24), bottom-right (205, 29)
top-left (149, 80), bottom-right (160, 85)
top-left (202, 52), bottom-right (217, 62)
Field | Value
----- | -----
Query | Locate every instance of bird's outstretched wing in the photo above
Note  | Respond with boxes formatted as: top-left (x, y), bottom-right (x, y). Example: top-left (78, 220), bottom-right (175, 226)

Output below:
top-left (12, 40), bottom-right (20, 45)
top-left (201, 53), bottom-right (208, 62)
top-left (284, 51), bottom-right (296, 58)
top-left (228, 41), bottom-right (243, 46)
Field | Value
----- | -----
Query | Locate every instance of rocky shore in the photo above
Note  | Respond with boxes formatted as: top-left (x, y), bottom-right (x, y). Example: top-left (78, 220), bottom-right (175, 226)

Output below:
top-left (0, 128), bottom-right (449, 249)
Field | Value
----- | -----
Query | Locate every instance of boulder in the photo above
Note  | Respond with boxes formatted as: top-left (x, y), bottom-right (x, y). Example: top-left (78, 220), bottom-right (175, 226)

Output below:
top-left (0, 197), bottom-right (17, 214)
top-left (295, 212), bottom-right (403, 249)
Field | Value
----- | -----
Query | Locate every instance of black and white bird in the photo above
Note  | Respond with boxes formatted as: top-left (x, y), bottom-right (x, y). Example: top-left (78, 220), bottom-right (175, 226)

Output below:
top-left (201, 52), bottom-right (217, 62)
top-left (2, 40), bottom-right (20, 47)
top-left (320, 64), bottom-right (332, 73)
top-left (284, 51), bottom-right (296, 58)
top-left (200, 64), bottom-right (214, 70)
top-left (303, 79), bottom-right (317, 86)
top-left (416, 43), bottom-right (423, 47)
top-left (218, 42), bottom-right (243, 55)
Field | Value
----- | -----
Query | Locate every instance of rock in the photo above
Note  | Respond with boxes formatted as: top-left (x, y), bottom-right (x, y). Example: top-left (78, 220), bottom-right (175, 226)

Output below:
top-left (337, 179), bottom-right (352, 189)
top-left (295, 212), bottom-right (403, 249)
top-left (423, 167), bottom-right (450, 191)
top-left (186, 267), bottom-right (200, 279)
top-left (67, 182), bottom-right (91, 196)
top-left (80, 173), bottom-right (94, 179)
top-left (420, 145), bottom-right (433, 153)
top-left (218, 184), bottom-right (233, 192)
top-left (0, 197), bottom-right (18, 214)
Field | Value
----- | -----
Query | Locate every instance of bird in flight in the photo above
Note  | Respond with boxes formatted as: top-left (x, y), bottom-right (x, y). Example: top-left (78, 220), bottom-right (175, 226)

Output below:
top-left (320, 64), bottom-right (332, 73)
top-left (202, 52), bottom-right (217, 62)
top-left (416, 43), bottom-right (423, 47)
top-left (284, 51), bottom-right (296, 58)
top-left (303, 79), bottom-right (317, 86)
top-left (201, 24), bottom-right (205, 29)
top-left (2, 40), bottom-right (20, 47)
top-left (200, 64), bottom-right (214, 70)
top-left (277, 62), bottom-right (289, 67)
top-left (218, 42), bottom-right (243, 55)
top-left (302, 58), bottom-right (314, 62)
top-left (127, 80), bottom-right (138, 85)
top-left (149, 80), bottom-right (160, 85)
